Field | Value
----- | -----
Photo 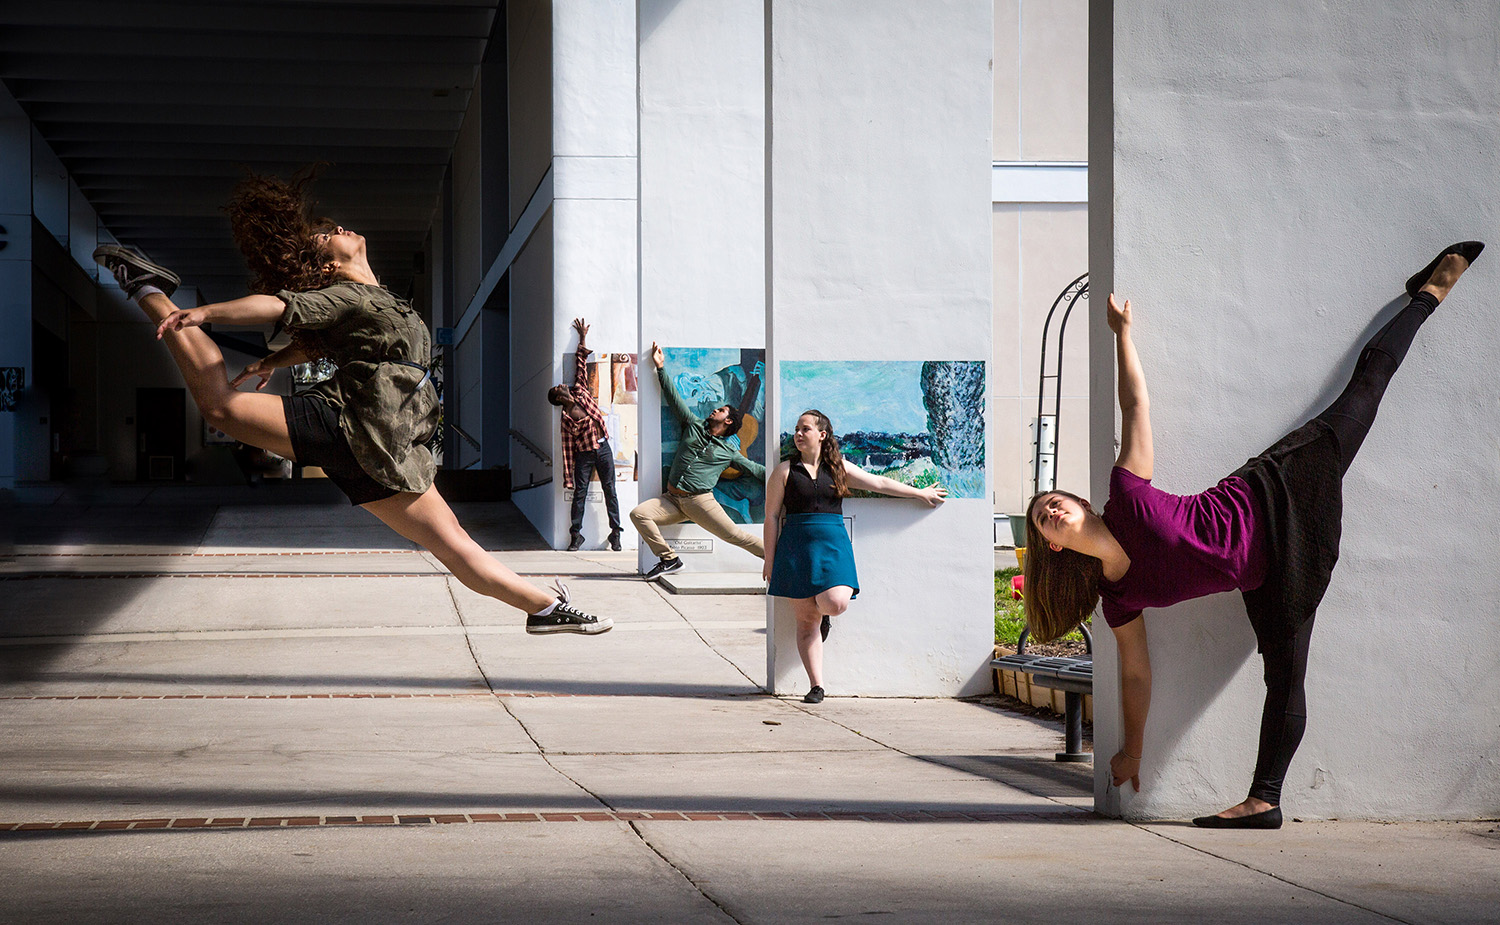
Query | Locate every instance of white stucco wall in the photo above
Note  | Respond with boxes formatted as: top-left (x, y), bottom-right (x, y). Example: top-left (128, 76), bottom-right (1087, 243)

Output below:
top-left (510, 210), bottom-right (558, 534)
top-left (637, 0), bottom-right (767, 574)
top-left (508, 0), bottom-right (552, 232)
top-left (523, 0), bottom-right (640, 550)
top-left (766, 0), bottom-right (994, 697)
top-left (1094, 0), bottom-right (1500, 820)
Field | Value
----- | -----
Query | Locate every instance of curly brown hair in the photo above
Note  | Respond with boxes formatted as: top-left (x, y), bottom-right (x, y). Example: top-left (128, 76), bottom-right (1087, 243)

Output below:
top-left (1022, 489), bottom-right (1102, 642)
top-left (224, 166), bottom-right (337, 294)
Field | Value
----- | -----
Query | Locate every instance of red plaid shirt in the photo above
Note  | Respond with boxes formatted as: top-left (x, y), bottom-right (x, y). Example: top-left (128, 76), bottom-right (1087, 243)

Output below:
top-left (560, 344), bottom-right (609, 489)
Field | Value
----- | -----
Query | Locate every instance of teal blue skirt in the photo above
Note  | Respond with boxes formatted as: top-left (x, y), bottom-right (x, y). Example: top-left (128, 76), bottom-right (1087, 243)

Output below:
top-left (768, 513), bottom-right (860, 600)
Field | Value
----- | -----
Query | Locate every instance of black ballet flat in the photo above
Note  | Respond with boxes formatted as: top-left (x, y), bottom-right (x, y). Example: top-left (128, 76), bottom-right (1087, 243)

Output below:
top-left (820, 614), bottom-right (831, 642)
top-left (1191, 806), bottom-right (1283, 829)
top-left (1405, 241), bottom-right (1485, 296)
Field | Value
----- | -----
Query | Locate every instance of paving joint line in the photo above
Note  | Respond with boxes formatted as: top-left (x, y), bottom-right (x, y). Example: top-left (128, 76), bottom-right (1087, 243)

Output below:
top-left (441, 576), bottom-right (620, 814)
top-left (629, 818), bottom-right (746, 925)
top-left (782, 698), bottom-right (1093, 815)
top-left (648, 579), bottom-right (764, 692)
top-left (450, 573), bottom-right (752, 923)
top-left (1140, 825), bottom-right (1419, 924)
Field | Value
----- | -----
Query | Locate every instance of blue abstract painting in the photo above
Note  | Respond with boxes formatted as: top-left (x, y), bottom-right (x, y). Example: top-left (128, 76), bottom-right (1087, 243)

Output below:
top-left (660, 347), bottom-right (767, 524)
top-left (779, 360), bottom-right (985, 499)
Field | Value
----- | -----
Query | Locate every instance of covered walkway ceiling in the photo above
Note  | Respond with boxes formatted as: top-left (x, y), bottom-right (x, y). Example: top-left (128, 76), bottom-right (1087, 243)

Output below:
top-left (0, 0), bottom-right (502, 302)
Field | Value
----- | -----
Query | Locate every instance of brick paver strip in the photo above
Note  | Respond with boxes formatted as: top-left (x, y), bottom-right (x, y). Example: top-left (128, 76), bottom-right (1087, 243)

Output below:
top-left (0, 808), bottom-right (1091, 834)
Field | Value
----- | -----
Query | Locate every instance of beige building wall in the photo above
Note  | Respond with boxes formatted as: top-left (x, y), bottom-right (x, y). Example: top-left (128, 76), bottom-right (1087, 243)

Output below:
top-left (991, 0), bottom-right (1090, 528)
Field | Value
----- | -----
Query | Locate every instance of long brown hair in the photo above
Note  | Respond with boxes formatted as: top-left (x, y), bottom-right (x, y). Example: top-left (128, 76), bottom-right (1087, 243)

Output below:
top-left (1022, 489), bottom-right (1101, 642)
top-left (223, 165), bottom-right (337, 294)
top-left (787, 409), bottom-right (850, 498)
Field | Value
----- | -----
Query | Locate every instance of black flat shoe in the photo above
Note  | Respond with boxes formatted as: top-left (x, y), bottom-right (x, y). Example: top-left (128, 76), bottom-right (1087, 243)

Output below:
top-left (1191, 806), bottom-right (1283, 829)
top-left (1405, 241), bottom-right (1484, 296)
top-left (819, 614), bottom-right (831, 642)
top-left (802, 685), bottom-right (825, 704)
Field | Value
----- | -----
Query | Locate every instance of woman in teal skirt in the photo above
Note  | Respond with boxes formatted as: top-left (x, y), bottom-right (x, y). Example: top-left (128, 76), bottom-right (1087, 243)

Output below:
top-left (764, 410), bottom-right (947, 703)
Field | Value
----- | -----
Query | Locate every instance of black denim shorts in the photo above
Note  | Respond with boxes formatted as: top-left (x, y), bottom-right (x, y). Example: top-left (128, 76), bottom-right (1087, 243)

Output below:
top-left (282, 394), bottom-right (398, 506)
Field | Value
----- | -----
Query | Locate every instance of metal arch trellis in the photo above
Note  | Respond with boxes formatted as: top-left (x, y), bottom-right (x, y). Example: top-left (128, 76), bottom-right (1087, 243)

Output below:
top-left (1031, 273), bottom-right (1089, 497)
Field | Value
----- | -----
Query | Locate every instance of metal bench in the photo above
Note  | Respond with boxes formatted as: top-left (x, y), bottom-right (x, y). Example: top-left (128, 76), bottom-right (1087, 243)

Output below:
top-left (991, 625), bottom-right (1093, 763)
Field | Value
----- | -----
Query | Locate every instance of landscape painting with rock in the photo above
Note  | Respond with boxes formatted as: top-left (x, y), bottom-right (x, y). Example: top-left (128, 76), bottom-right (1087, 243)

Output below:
top-left (778, 360), bottom-right (985, 499)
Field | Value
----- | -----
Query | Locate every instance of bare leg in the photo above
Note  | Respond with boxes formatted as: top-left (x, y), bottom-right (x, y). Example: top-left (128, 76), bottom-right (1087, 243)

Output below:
top-left (363, 486), bottom-right (555, 614)
top-left (792, 597), bottom-right (825, 689)
top-left (136, 292), bottom-right (293, 458)
top-left (814, 586), bottom-right (853, 619)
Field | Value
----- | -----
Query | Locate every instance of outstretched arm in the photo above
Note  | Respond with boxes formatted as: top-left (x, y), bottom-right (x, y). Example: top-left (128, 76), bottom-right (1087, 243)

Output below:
top-left (155, 295), bottom-right (288, 339)
top-left (650, 342), bottom-right (695, 424)
top-left (572, 318), bottom-right (592, 388)
top-left (230, 341), bottom-right (311, 391)
top-left (1109, 294), bottom-right (1153, 480)
top-left (730, 452), bottom-right (767, 483)
top-left (840, 459), bottom-right (947, 507)
top-left (1109, 616), bottom-right (1151, 792)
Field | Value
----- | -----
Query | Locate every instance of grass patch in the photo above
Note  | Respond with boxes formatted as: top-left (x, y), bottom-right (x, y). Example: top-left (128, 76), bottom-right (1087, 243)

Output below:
top-left (994, 567), bottom-right (1090, 647)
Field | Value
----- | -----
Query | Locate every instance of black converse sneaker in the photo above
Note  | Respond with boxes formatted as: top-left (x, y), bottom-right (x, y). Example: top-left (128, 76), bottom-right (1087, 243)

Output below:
top-left (525, 580), bottom-right (612, 635)
top-left (93, 244), bottom-right (181, 298)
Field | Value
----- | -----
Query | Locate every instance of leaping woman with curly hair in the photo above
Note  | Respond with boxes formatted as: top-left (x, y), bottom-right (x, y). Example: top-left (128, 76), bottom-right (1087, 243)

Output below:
top-left (93, 170), bottom-right (611, 636)
top-left (1022, 242), bottom-right (1482, 828)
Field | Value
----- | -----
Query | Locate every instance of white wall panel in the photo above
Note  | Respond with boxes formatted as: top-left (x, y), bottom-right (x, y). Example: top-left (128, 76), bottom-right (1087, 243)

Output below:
top-left (1094, 0), bottom-right (1500, 820)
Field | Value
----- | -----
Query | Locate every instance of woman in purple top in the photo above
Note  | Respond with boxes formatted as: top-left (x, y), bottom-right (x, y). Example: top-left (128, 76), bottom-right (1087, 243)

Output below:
top-left (1022, 242), bottom-right (1482, 829)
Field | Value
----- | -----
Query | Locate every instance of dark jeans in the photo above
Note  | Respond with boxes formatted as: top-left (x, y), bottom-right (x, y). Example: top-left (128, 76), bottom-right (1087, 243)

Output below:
top-left (1248, 291), bottom-right (1436, 805)
top-left (570, 436), bottom-right (623, 539)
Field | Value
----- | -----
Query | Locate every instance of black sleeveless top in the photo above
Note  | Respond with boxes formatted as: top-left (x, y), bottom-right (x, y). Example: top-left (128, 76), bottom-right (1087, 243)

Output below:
top-left (783, 461), bottom-right (844, 515)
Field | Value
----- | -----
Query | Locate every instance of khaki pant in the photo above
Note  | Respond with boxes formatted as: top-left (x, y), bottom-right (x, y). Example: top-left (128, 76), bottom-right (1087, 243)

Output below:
top-left (630, 491), bottom-right (765, 560)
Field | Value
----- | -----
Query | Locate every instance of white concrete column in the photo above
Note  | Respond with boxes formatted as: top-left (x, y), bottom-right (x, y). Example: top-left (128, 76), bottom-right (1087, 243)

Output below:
top-left (505, 0), bottom-right (640, 547)
top-left (637, 0), bottom-right (767, 573)
top-left (765, 0), bottom-right (994, 696)
top-left (544, 0), bottom-right (640, 550)
top-left (1095, 0), bottom-right (1500, 820)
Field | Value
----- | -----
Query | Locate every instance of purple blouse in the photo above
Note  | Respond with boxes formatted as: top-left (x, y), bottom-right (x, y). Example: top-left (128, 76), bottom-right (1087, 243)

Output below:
top-left (1098, 467), bottom-right (1269, 628)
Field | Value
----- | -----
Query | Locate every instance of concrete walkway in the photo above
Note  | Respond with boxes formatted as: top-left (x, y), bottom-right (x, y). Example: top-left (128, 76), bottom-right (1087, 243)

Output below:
top-left (1, 488), bottom-right (1496, 924)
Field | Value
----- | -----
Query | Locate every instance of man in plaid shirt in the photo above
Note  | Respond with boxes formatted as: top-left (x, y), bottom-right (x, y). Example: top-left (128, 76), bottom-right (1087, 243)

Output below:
top-left (549, 318), bottom-right (624, 551)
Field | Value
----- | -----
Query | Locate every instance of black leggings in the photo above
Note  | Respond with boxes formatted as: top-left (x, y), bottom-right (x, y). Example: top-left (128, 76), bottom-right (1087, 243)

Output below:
top-left (1248, 290), bottom-right (1437, 805)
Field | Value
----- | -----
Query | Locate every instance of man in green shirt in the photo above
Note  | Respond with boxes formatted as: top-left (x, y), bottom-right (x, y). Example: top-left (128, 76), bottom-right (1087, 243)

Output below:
top-left (632, 343), bottom-right (766, 579)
